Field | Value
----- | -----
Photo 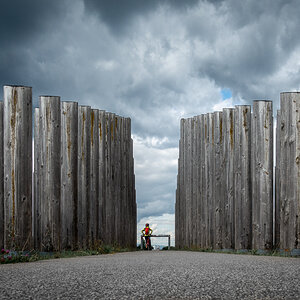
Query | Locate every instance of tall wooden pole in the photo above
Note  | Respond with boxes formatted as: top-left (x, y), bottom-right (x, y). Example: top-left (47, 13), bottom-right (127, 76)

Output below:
top-left (208, 113), bottom-right (215, 248)
top-left (199, 114), bottom-right (206, 248)
top-left (39, 96), bottom-right (61, 251)
top-left (61, 101), bottom-right (78, 250)
top-left (98, 110), bottom-right (106, 243)
top-left (105, 112), bottom-right (113, 245)
top-left (251, 100), bottom-right (273, 250)
top-left (214, 111), bottom-right (223, 249)
top-left (90, 109), bottom-right (99, 248)
top-left (196, 115), bottom-right (202, 248)
top-left (192, 116), bottom-right (197, 247)
top-left (34, 108), bottom-right (40, 249)
top-left (279, 93), bottom-right (300, 253)
top-left (114, 115), bottom-right (121, 245)
top-left (275, 109), bottom-right (281, 248)
top-left (78, 106), bottom-right (91, 249)
top-left (4, 86), bottom-right (32, 250)
top-left (234, 105), bottom-right (252, 250)
top-left (222, 108), bottom-right (235, 249)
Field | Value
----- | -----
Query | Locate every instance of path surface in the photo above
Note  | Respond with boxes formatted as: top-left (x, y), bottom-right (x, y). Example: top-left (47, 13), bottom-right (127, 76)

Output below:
top-left (1, 251), bottom-right (299, 299)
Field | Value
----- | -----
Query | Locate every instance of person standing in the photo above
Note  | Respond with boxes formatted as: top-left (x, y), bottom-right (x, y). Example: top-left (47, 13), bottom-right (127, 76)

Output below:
top-left (142, 223), bottom-right (153, 250)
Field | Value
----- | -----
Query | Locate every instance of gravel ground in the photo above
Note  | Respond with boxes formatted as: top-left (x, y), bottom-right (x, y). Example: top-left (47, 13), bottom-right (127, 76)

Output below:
top-left (0, 251), bottom-right (299, 299)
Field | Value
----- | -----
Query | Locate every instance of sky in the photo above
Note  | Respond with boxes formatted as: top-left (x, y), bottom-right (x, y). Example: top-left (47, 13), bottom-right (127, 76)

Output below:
top-left (2, 0), bottom-right (300, 246)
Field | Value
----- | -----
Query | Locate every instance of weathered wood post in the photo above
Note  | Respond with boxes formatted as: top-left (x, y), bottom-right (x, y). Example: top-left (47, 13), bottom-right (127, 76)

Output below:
top-left (114, 115), bottom-right (121, 245)
top-left (105, 112), bottom-right (113, 245)
top-left (234, 105), bottom-right (252, 250)
top-left (252, 100), bottom-right (273, 251)
top-left (222, 108), bottom-right (235, 249)
top-left (203, 114), bottom-right (210, 248)
top-left (39, 96), bottom-right (61, 251)
top-left (184, 118), bottom-right (192, 248)
top-left (275, 110), bottom-right (281, 248)
top-left (168, 235), bottom-right (170, 250)
top-left (0, 101), bottom-right (3, 249)
top-left (34, 108), bottom-right (40, 249)
top-left (78, 106), bottom-right (91, 249)
top-left (122, 117), bottom-right (129, 247)
top-left (98, 110), bottom-right (106, 243)
top-left (4, 85), bottom-right (32, 250)
top-left (195, 115), bottom-right (202, 248)
top-left (279, 92), bottom-right (300, 254)
top-left (60, 101), bottom-right (78, 250)
top-left (208, 113), bottom-right (215, 248)
top-left (192, 116), bottom-right (198, 247)
top-left (214, 111), bottom-right (223, 249)
top-left (199, 114), bottom-right (206, 248)
top-left (90, 109), bottom-right (99, 248)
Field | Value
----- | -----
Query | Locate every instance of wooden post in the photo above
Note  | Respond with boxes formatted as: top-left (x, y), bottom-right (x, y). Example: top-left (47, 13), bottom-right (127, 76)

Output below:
top-left (234, 105), bottom-right (252, 250)
top-left (203, 114), bottom-right (210, 248)
top-left (0, 101), bottom-right (3, 249)
top-left (90, 109), bottom-right (99, 248)
top-left (34, 108), bottom-right (40, 249)
top-left (105, 112), bottom-right (113, 245)
top-left (208, 113), bottom-right (215, 248)
top-left (214, 111), bottom-right (223, 249)
top-left (275, 110), bottom-right (281, 248)
top-left (98, 110), bottom-right (106, 243)
top-left (192, 116), bottom-right (198, 248)
top-left (199, 114), bottom-right (206, 248)
top-left (60, 101), bottom-right (78, 250)
top-left (279, 93), bottom-right (300, 252)
top-left (252, 101), bottom-right (273, 250)
top-left (78, 106), bottom-right (91, 249)
top-left (185, 118), bottom-right (192, 248)
top-left (168, 235), bottom-right (170, 250)
top-left (195, 115), bottom-right (202, 248)
top-left (4, 86), bottom-right (32, 250)
top-left (114, 115), bottom-right (121, 245)
top-left (39, 96), bottom-right (61, 251)
top-left (222, 108), bottom-right (235, 249)
top-left (122, 117), bottom-right (129, 247)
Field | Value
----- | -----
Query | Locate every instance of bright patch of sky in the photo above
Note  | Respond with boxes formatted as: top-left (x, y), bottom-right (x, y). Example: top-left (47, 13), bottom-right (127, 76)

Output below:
top-left (221, 88), bottom-right (232, 100)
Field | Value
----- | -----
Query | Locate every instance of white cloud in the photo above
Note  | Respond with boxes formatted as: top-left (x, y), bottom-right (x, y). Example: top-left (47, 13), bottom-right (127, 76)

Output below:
top-left (213, 98), bottom-right (234, 111)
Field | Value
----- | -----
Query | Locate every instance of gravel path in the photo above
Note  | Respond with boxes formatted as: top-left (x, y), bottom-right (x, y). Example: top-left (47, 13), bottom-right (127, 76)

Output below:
top-left (0, 251), bottom-right (299, 299)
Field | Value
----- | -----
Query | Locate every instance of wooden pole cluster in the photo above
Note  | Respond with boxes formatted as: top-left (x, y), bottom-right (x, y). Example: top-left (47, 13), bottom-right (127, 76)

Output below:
top-left (176, 102), bottom-right (274, 251)
top-left (0, 85), bottom-right (136, 251)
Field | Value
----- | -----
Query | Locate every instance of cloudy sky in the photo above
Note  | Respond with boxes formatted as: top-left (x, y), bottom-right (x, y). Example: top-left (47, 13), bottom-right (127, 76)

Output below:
top-left (2, 0), bottom-right (300, 245)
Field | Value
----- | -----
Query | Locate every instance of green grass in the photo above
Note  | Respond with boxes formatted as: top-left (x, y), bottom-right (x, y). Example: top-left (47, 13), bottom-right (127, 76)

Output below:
top-left (0, 245), bottom-right (135, 264)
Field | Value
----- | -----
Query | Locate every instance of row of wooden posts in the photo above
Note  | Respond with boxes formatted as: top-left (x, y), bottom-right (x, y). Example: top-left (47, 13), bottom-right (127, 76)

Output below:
top-left (0, 85), bottom-right (137, 251)
top-left (175, 93), bottom-right (300, 254)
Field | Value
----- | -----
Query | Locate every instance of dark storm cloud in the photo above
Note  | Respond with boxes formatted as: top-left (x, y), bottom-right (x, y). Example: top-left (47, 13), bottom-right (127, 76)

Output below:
top-left (0, 0), bottom-right (69, 95)
top-left (0, 1), bottom-right (67, 44)
top-left (83, 0), bottom-right (199, 33)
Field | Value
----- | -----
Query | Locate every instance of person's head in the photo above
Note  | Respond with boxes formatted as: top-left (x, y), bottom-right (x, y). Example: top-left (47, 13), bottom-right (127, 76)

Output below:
top-left (145, 223), bottom-right (149, 227)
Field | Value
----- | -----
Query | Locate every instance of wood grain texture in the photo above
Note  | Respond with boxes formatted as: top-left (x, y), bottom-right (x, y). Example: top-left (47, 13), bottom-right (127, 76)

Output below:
top-left (251, 101), bottom-right (273, 250)
top-left (4, 86), bottom-right (32, 250)
top-left (39, 96), bottom-right (61, 251)
top-left (61, 102), bottom-right (78, 250)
